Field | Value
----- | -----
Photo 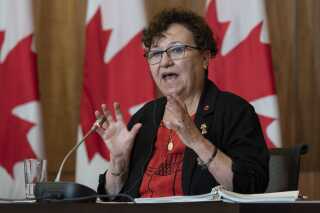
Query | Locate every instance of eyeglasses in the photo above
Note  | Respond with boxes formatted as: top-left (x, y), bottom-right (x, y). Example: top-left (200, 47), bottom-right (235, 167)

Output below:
top-left (144, 44), bottom-right (200, 65)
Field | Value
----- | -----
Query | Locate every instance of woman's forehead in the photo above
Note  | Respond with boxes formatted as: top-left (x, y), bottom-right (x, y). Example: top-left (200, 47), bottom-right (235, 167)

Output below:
top-left (151, 24), bottom-right (195, 48)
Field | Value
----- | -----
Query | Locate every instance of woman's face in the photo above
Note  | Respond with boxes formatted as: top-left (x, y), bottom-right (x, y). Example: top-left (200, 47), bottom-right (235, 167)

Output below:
top-left (147, 24), bottom-right (209, 99)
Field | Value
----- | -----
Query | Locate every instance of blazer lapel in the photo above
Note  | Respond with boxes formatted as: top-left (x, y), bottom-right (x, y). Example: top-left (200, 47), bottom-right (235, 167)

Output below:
top-left (182, 79), bottom-right (219, 194)
top-left (125, 97), bottom-right (166, 197)
top-left (140, 97), bottom-right (166, 161)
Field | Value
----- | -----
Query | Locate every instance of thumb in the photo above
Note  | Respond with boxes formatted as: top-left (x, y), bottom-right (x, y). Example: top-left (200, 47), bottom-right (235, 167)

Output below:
top-left (130, 123), bottom-right (142, 137)
top-left (174, 95), bottom-right (187, 110)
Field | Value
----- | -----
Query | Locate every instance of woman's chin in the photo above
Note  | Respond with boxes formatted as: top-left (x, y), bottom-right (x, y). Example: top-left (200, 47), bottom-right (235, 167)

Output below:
top-left (162, 88), bottom-right (181, 97)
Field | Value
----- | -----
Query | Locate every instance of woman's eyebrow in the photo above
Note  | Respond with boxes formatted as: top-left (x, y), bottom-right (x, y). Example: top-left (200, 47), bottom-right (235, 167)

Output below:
top-left (150, 41), bottom-right (184, 51)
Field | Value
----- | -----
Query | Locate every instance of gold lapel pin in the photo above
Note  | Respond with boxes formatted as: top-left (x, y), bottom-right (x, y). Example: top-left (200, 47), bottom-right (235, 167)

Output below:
top-left (203, 105), bottom-right (210, 111)
top-left (200, 123), bottom-right (208, 135)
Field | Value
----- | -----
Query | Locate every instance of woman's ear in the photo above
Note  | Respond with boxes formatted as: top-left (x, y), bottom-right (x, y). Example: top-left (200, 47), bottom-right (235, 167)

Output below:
top-left (202, 50), bottom-right (211, 70)
top-left (142, 43), bottom-right (148, 53)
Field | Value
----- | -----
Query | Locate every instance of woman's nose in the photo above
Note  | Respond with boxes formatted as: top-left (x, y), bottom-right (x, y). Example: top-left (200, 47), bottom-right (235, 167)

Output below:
top-left (159, 52), bottom-right (174, 67)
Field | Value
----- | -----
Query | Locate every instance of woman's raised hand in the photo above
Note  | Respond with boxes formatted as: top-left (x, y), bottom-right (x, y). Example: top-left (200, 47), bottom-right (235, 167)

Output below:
top-left (95, 103), bottom-right (142, 161)
top-left (163, 95), bottom-right (203, 149)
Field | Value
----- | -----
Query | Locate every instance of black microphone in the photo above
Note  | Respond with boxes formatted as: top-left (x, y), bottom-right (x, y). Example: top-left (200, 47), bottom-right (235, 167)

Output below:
top-left (34, 116), bottom-right (106, 202)
top-left (55, 116), bottom-right (106, 182)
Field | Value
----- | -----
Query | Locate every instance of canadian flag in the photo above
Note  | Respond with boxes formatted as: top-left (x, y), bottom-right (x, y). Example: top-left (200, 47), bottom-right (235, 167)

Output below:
top-left (0, 0), bottom-right (44, 199)
top-left (206, 0), bottom-right (281, 148)
top-left (76, 0), bottom-right (155, 190)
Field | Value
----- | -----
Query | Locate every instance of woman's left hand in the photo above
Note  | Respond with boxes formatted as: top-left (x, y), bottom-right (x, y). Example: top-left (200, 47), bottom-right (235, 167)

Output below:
top-left (163, 95), bottom-right (203, 148)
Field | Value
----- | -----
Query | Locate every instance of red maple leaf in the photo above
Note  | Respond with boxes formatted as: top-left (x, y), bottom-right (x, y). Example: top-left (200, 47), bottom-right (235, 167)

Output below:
top-left (209, 22), bottom-right (276, 100)
top-left (0, 34), bottom-right (38, 177)
top-left (207, 1), bottom-right (277, 147)
top-left (80, 9), bottom-right (155, 162)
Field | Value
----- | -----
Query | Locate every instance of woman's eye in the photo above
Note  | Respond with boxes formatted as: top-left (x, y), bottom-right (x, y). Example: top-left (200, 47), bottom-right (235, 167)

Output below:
top-left (149, 51), bottom-right (162, 58)
top-left (170, 46), bottom-right (185, 54)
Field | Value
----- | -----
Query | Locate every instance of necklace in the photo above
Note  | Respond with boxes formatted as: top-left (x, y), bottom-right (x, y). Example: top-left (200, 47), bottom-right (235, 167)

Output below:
top-left (167, 130), bottom-right (174, 151)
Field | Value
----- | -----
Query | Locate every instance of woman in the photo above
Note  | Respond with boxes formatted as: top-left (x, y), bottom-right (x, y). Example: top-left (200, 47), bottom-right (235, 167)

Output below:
top-left (96, 9), bottom-right (269, 199)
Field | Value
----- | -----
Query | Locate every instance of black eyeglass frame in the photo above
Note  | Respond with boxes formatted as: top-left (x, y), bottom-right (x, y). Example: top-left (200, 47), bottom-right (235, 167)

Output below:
top-left (144, 44), bottom-right (201, 65)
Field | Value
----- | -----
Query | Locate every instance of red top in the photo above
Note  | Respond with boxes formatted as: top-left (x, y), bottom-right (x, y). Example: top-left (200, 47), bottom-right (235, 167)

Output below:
top-left (139, 122), bottom-right (186, 197)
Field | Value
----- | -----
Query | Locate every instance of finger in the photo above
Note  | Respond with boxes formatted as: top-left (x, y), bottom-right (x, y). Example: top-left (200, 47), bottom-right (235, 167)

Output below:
top-left (165, 101), bottom-right (182, 123)
top-left (165, 105), bottom-right (174, 116)
top-left (96, 127), bottom-right (112, 141)
top-left (94, 110), bottom-right (107, 128)
top-left (166, 95), bottom-right (175, 104)
top-left (168, 95), bottom-right (185, 111)
top-left (95, 127), bottom-right (105, 138)
top-left (96, 126), bottom-right (114, 141)
top-left (167, 96), bottom-right (189, 117)
top-left (164, 104), bottom-right (186, 130)
top-left (95, 110), bottom-right (104, 119)
top-left (166, 95), bottom-right (176, 108)
top-left (172, 94), bottom-right (186, 109)
top-left (102, 120), bottom-right (109, 129)
top-left (101, 104), bottom-right (114, 123)
top-left (101, 104), bottom-right (108, 115)
top-left (130, 123), bottom-right (142, 137)
top-left (114, 102), bottom-right (124, 122)
top-left (166, 99), bottom-right (180, 114)
top-left (167, 95), bottom-right (181, 108)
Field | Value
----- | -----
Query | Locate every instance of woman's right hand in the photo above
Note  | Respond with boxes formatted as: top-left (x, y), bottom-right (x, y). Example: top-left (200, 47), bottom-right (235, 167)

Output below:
top-left (95, 102), bottom-right (142, 163)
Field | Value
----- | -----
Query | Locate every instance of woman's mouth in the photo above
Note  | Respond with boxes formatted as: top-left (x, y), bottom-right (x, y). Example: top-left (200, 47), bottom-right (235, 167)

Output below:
top-left (161, 72), bottom-right (179, 81)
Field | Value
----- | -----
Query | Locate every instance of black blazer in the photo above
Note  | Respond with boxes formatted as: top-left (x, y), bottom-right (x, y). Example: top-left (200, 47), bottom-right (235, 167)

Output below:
top-left (98, 79), bottom-right (269, 198)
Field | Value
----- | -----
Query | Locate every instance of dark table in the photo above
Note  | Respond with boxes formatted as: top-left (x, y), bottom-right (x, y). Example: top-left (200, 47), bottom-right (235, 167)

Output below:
top-left (1, 201), bottom-right (320, 213)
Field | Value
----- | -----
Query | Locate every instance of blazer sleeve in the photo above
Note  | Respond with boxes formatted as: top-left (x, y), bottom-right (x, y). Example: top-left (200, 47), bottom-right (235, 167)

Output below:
top-left (216, 95), bottom-right (269, 193)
